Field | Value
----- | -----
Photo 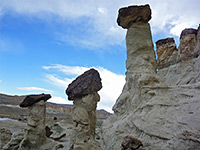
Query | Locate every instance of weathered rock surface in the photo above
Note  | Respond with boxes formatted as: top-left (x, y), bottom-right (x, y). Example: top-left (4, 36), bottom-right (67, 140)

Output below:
top-left (0, 128), bottom-right (12, 149)
top-left (19, 93), bottom-right (51, 107)
top-left (117, 4), bottom-right (151, 29)
top-left (101, 5), bottom-right (200, 150)
top-left (66, 68), bottom-right (102, 100)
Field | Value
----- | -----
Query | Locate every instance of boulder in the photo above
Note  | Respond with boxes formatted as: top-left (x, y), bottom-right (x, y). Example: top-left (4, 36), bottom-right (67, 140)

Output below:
top-left (117, 4), bottom-right (151, 29)
top-left (66, 69), bottom-right (102, 100)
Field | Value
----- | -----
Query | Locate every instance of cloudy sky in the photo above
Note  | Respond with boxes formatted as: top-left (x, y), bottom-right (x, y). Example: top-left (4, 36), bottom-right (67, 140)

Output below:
top-left (0, 0), bottom-right (199, 112)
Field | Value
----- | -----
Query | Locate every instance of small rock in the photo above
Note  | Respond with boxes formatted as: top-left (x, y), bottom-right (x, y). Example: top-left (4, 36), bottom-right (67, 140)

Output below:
top-left (45, 126), bottom-right (53, 138)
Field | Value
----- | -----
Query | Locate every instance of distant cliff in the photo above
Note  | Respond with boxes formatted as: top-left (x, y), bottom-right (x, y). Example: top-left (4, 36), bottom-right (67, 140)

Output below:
top-left (0, 93), bottom-right (111, 121)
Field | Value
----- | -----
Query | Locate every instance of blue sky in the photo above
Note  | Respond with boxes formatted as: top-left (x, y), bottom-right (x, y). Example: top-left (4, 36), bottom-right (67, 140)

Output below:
top-left (0, 0), bottom-right (200, 112)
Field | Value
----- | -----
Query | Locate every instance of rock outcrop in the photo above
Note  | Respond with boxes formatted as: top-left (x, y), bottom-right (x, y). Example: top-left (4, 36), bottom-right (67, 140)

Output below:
top-left (66, 69), bottom-right (102, 150)
top-left (156, 37), bottom-right (178, 69)
top-left (157, 25), bottom-right (200, 85)
top-left (102, 4), bottom-right (200, 150)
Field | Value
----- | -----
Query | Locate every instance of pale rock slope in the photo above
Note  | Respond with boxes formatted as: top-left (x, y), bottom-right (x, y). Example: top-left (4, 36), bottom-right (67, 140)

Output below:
top-left (101, 4), bottom-right (200, 150)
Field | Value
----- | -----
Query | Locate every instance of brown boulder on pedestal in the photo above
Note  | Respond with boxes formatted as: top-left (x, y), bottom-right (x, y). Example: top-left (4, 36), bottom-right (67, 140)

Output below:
top-left (19, 93), bottom-right (51, 107)
top-left (117, 4), bottom-right (151, 29)
top-left (66, 68), bottom-right (102, 100)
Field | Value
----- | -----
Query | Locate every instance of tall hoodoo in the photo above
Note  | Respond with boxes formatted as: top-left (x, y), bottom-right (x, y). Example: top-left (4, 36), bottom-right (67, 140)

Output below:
top-left (66, 68), bottom-right (102, 150)
top-left (113, 4), bottom-right (159, 115)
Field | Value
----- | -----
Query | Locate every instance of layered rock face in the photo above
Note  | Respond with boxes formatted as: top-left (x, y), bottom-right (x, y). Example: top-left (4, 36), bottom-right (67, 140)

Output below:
top-left (157, 26), bottom-right (200, 85)
top-left (66, 69), bottom-right (102, 150)
top-left (102, 5), bottom-right (200, 150)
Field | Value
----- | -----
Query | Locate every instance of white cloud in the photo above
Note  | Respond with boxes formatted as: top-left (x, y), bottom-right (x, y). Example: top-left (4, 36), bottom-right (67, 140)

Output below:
top-left (148, 0), bottom-right (200, 36)
top-left (43, 64), bottom-right (89, 76)
top-left (0, 80), bottom-right (2, 83)
top-left (16, 86), bottom-right (54, 93)
top-left (43, 64), bottom-right (125, 113)
top-left (44, 74), bottom-right (72, 89)
top-left (2, 0), bottom-right (199, 48)
top-left (48, 96), bottom-right (72, 105)
top-left (0, 0), bottom-right (199, 48)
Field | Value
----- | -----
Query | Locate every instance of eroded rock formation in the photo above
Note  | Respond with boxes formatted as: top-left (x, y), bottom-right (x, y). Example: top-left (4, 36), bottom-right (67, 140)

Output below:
top-left (113, 4), bottom-right (160, 115)
top-left (102, 4), bottom-right (200, 150)
top-left (66, 69), bottom-right (102, 150)
top-left (18, 94), bottom-right (57, 150)
top-left (157, 25), bottom-right (200, 85)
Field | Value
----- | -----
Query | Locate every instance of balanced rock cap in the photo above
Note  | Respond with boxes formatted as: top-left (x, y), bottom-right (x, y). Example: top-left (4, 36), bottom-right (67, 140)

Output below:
top-left (180, 28), bottom-right (197, 39)
top-left (19, 93), bottom-right (51, 107)
top-left (117, 4), bottom-right (151, 29)
top-left (66, 68), bottom-right (102, 100)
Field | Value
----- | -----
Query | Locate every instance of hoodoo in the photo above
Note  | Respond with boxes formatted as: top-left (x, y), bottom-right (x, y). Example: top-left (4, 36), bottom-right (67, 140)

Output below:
top-left (66, 68), bottom-right (102, 150)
